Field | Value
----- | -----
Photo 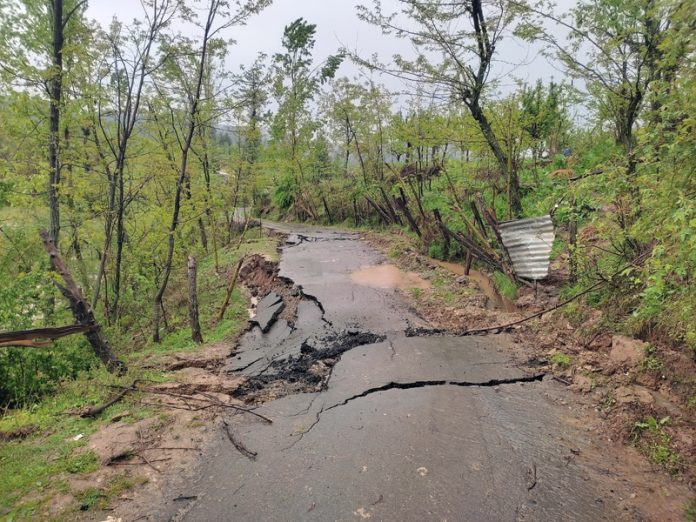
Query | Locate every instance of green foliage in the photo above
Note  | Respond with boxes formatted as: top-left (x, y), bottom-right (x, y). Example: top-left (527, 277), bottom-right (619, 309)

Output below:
top-left (639, 345), bottom-right (665, 373)
top-left (631, 416), bottom-right (681, 472)
top-left (0, 340), bottom-right (97, 408)
top-left (492, 271), bottom-right (518, 301)
top-left (550, 352), bottom-right (572, 367)
top-left (272, 172), bottom-right (297, 210)
top-left (428, 239), bottom-right (449, 261)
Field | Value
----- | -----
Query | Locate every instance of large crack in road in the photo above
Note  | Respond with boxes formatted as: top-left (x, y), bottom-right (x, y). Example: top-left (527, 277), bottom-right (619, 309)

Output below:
top-left (143, 223), bottom-right (638, 522)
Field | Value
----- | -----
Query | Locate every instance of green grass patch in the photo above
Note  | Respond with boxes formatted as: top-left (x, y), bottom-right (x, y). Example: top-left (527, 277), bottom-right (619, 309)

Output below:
top-left (550, 352), bottom-right (572, 367)
top-left (630, 416), bottom-right (682, 473)
top-left (492, 271), bottom-right (519, 301)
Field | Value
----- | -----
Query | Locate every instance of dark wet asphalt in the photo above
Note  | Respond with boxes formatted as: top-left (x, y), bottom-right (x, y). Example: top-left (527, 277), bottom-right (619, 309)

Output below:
top-left (151, 223), bottom-right (630, 522)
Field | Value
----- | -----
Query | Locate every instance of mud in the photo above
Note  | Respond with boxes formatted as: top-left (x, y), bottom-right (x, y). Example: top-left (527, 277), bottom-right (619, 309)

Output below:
top-left (350, 264), bottom-right (431, 291)
top-left (433, 259), bottom-right (517, 312)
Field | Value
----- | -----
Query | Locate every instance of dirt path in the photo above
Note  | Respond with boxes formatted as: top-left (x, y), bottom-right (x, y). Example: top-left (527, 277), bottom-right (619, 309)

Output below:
top-left (111, 223), bottom-right (691, 522)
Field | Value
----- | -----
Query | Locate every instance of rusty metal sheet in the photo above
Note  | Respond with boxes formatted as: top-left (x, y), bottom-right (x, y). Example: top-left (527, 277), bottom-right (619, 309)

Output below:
top-left (498, 215), bottom-right (554, 280)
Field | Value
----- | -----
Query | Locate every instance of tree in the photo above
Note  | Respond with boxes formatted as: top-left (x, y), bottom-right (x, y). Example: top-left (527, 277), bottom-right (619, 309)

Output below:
top-left (357, 0), bottom-right (525, 216)
top-left (0, 0), bottom-right (89, 247)
top-left (516, 0), bottom-right (676, 174)
top-left (90, 0), bottom-right (179, 321)
top-left (151, 0), bottom-right (271, 343)
top-left (232, 52), bottom-right (271, 208)
top-left (520, 80), bottom-right (570, 175)
top-left (271, 18), bottom-right (342, 218)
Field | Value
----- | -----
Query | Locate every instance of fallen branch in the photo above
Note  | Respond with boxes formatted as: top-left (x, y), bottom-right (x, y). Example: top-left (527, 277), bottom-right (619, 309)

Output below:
top-left (80, 381), bottom-right (139, 418)
top-left (135, 386), bottom-right (274, 424)
top-left (222, 419), bottom-right (257, 461)
top-left (570, 168), bottom-right (605, 182)
top-left (462, 252), bottom-right (650, 336)
top-left (0, 324), bottom-right (95, 348)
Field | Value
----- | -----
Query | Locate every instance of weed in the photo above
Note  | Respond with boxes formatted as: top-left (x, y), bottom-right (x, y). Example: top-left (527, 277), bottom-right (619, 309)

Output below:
top-left (598, 392), bottom-right (616, 410)
top-left (409, 287), bottom-right (423, 300)
top-left (550, 352), bottom-right (572, 367)
top-left (631, 416), bottom-right (681, 473)
top-left (640, 345), bottom-right (665, 372)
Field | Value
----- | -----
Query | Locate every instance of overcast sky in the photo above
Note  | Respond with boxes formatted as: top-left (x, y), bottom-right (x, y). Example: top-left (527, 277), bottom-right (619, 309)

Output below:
top-left (86, 0), bottom-right (573, 97)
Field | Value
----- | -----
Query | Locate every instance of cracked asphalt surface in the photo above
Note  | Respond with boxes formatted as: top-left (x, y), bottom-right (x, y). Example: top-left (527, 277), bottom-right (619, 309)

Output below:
top-left (151, 223), bottom-right (633, 521)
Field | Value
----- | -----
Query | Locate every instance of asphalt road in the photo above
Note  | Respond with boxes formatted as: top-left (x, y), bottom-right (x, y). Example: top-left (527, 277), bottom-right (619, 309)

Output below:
top-left (149, 224), bottom-right (633, 522)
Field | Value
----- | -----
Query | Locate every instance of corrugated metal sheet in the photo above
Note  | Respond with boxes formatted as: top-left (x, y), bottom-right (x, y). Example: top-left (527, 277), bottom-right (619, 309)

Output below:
top-left (498, 215), bottom-right (555, 280)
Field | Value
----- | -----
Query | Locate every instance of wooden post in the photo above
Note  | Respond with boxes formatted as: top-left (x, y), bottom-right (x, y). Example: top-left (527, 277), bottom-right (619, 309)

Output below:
top-left (40, 230), bottom-right (126, 373)
top-left (465, 251), bottom-right (473, 275)
top-left (569, 194), bottom-right (578, 282)
top-left (187, 255), bottom-right (203, 343)
top-left (218, 256), bottom-right (245, 324)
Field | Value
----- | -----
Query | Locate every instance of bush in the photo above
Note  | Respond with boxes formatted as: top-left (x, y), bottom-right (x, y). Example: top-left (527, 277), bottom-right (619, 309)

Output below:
top-left (0, 340), bottom-right (98, 408)
top-left (428, 239), bottom-right (448, 260)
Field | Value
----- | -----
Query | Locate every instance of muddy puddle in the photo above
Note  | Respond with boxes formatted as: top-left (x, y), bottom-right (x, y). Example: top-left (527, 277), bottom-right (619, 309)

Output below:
top-left (350, 264), bottom-right (431, 291)
top-left (432, 259), bottom-right (517, 313)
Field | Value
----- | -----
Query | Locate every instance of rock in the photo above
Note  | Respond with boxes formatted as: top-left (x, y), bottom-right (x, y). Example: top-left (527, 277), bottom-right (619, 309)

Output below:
top-left (609, 336), bottom-right (645, 367)
top-left (615, 386), bottom-right (654, 405)
top-left (571, 375), bottom-right (593, 393)
top-left (455, 276), bottom-right (467, 285)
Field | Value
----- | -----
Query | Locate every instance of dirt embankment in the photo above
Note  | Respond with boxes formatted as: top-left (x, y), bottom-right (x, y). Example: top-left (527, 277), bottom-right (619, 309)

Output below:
top-left (367, 230), bottom-right (696, 491)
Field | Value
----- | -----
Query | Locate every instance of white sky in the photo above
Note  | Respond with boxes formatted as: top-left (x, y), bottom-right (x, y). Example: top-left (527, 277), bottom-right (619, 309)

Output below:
top-left (86, 0), bottom-right (574, 97)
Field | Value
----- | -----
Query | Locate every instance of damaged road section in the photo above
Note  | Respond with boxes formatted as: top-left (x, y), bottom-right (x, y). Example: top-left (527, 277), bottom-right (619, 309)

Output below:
top-left (233, 253), bottom-right (386, 404)
top-left (324, 372), bottom-right (546, 413)
top-left (232, 330), bottom-right (384, 403)
top-left (146, 225), bottom-right (645, 522)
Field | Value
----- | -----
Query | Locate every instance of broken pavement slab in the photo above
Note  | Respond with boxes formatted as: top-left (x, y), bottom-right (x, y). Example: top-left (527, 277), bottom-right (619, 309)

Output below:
top-left (250, 291), bottom-right (285, 333)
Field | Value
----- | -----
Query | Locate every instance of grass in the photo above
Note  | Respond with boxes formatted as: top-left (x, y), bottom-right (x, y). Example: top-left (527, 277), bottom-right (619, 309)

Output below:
top-left (630, 416), bottom-right (682, 473)
top-left (550, 352), bottom-right (572, 367)
top-left (408, 287), bottom-right (423, 300)
top-left (0, 231), bottom-right (279, 519)
top-left (492, 271), bottom-right (519, 301)
top-left (639, 345), bottom-right (665, 373)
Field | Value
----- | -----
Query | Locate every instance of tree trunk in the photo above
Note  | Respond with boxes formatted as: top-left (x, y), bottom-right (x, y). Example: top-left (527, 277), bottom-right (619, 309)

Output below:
top-left (48, 0), bottom-right (64, 247)
top-left (218, 256), bottom-right (245, 323)
top-left (198, 217), bottom-right (209, 252)
top-left (187, 255), bottom-right (203, 344)
top-left (322, 196), bottom-right (332, 224)
top-left (394, 188), bottom-right (421, 237)
top-left (467, 99), bottom-right (523, 217)
top-left (111, 170), bottom-right (125, 321)
top-left (40, 230), bottom-right (126, 373)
